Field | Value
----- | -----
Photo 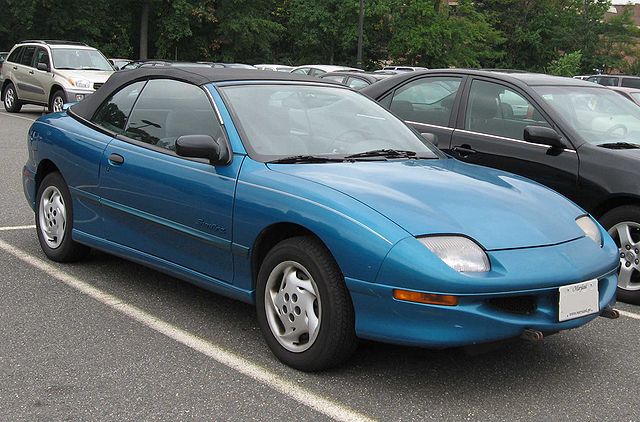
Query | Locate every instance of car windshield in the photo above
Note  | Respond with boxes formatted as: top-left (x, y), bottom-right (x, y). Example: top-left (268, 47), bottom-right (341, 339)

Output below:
top-left (533, 85), bottom-right (640, 145)
top-left (221, 84), bottom-right (441, 161)
top-left (52, 48), bottom-right (112, 71)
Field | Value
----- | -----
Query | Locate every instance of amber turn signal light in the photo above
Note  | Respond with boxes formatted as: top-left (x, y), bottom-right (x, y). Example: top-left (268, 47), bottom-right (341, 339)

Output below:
top-left (393, 289), bottom-right (458, 306)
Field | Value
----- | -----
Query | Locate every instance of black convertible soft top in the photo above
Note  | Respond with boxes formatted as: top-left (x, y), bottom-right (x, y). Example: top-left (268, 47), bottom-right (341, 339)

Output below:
top-left (71, 67), bottom-right (335, 120)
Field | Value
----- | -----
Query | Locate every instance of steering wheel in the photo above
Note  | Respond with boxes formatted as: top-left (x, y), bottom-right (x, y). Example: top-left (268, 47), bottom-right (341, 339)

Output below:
top-left (606, 123), bottom-right (628, 137)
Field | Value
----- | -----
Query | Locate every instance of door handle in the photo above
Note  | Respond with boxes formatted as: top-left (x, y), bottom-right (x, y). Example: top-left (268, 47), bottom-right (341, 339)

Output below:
top-left (108, 153), bottom-right (125, 165)
top-left (12, 66), bottom-right (17, 70)
top-left (28, 70), bottom-right (34, 75)
top-left (452, 145), bottom-right (477, 157)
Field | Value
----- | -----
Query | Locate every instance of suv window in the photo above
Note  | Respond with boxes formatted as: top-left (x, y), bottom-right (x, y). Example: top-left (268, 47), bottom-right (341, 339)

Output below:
top-left (465, 79), bottom-right (551, 140)
top-left (20, 46), bottom-right (36, 67)
top-left (92, 81), bottom-right (146, 134)
top-left (621, 78), bottom-right (640, 89)
top-left (291, 68), bottom-right (310, 75)
top-left (586, 75), bottom-right (619, 87)
top-left (390, 76), bottom-right (461, 127)
top-left (7, 47), bottom-right (24, 63)
top-left (125, 79), bottom-right (222, 152)
top-left (34, 48), bottom-right (50, 69)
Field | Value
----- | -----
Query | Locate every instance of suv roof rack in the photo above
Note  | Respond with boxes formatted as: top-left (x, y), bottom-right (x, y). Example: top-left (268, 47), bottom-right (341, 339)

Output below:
top-left (18, 40), bottom-right (89, 46)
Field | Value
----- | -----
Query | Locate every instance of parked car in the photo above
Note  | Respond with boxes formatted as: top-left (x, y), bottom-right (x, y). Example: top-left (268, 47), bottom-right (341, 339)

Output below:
top-left (290, 65), bottom-right (363, 77)
top-left (1, 40), bottom-right (114, 113)
top-left (255, 64), bottom-right (293, 72)
top-left (110, 58), bottom-right (133, 70)
top-left (609, 86), bottom-right (640, 106)
top-left (573, 75), bottom-right (592, 80)
top-left (208, 62), bottom-right (257, 69)
top-left (319, 71), bottom-right (395, 90)
top-left (587, 74), bottom-right (640, 88)
top-left (23, 67), bottom-right (619, 370)
top-left (381, 65), bottom-right (428, 72)
top-left (362, 69), bottom-right (640, 303)
top-left (0, 51), bottom-right (8, 83)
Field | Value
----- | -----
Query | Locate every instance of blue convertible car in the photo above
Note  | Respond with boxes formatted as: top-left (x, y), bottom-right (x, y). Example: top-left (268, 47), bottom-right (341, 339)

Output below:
top-left (23, 68), bottom-right (620, 371)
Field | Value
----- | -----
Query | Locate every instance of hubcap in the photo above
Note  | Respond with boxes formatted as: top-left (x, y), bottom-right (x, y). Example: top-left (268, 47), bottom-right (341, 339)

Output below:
top-left (264, 261), bottom-right (321, 353)
top-left (52, 96), bottom-right (64, 112)
top-left (5, 88), bottom-right (14, 108)
top-left (38, 186), bottom-right (67, 249)
top-left (608, 222), bottom-right (640, 291)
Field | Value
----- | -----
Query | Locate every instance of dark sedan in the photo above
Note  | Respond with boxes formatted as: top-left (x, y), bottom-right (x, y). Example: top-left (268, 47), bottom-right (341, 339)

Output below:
top-left (363, 69), bottom-right (640, 304)
top-left (319, 71), bottom-right (395, 90)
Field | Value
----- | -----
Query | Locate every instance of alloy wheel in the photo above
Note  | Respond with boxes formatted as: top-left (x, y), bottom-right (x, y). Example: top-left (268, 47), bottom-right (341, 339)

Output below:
top-left (5, 87), bottom-right (14, 108)
top-left (52, 95), bottom-right (64, 112)
top-left (608, 221), bottom-right (640, 291)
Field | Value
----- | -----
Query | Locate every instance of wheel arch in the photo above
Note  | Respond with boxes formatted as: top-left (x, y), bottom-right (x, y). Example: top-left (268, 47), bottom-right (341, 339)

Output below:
top-left (1, 79), bottom-right (14, 101)
top-left (251, 222), bottom-right (332, 290)
top-left (35, 159), bottom-right (61, 195)
top-left (593, 195), bottom-right (640, 220)
top-left (49, 85), bottom-right (65, 104)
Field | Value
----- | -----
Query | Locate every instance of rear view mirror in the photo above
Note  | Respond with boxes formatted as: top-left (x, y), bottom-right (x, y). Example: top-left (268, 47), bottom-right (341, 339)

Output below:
top-left (421, 132), bottom-right (438, 147)
top-left (524, 126), bottom-right (565, 149)
top-left (37, 62), bottom-right (49, 72)
top-left (175, 135), bottom-right (229, 165)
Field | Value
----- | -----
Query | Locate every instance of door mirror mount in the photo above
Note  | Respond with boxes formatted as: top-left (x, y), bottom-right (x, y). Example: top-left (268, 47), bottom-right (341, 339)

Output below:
top-left (523, 126), bottom-right (565, 150)
top-left (175, 135), bottom-right (229, 165)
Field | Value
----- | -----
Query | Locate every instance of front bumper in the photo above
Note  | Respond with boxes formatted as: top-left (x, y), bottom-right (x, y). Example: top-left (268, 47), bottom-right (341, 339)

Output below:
top-left (346, 269), bottom-right (617, 347)
top-left (62, 88), bottom-right (95, 103)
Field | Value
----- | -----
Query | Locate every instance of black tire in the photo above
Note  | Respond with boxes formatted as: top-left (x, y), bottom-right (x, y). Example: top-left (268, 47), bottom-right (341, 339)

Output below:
top-left (3, 82), bottom-right (23, 113)
top-left (35, 172), bottom-right (90, 262)
top-left (49, 89), bottom-right (66, 113)
top-left (600, 205), bottom-right (640, 305)
top-left (256, 236), bottom-right (357, 371)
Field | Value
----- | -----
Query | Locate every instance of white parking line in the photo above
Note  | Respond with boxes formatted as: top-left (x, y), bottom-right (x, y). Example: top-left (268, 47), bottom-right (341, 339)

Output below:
top-left (0, 225), bottom-right (36, 231)
top-left (0, 238), bottom-right (374, 422)
top-left (0, 112), bottom-right (38, 122)
top-left (618, 309), bottom-right (640, 320)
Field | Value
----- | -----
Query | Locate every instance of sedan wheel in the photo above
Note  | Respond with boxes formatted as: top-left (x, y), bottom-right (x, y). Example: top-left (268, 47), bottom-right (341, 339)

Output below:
top-left (38, 185), bottom-right (67, 249)
top-left (602, 205), bottom-right (640, 304)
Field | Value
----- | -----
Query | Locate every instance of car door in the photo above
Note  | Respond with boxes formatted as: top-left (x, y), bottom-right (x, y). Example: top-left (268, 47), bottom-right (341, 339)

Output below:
top-left (14, 45), bottom-right (41, 102)
top-left (98, 79), bottom-right (240, 283)
top-left (382, 75), bottom-right (465, 149)
top-left (450, 77), bottom-right (580, 201)
top-left (32, 47), bottom-right (52, 101)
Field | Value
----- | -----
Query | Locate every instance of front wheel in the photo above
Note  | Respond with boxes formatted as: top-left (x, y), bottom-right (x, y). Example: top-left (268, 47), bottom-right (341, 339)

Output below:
top-left (601, 205), bottom-right (640, 305)
top-left (49, 89), bottom-right (66, 113)
top-left (35, 172), bottom-right (90, 262)
top-left (3, 82), bottom-right (22, 112)
top-left (256, 236), bottom-right (357, 371)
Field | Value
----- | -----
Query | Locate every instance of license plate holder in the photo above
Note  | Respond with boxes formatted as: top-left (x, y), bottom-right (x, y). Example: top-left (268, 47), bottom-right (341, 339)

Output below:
top-left (558, 280), bottom-right (599, 322)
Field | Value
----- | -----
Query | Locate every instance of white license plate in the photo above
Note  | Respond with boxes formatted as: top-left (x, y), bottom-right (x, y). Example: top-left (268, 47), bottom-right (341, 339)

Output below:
top-left (558, 280), bottom-right (599, 322)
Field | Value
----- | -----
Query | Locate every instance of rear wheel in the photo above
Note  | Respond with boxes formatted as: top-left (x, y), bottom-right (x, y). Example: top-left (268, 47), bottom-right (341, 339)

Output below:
top-left (3, 82), bottom-right (22, 112)
top-left (601, 206), bottom-right (640, 305)
top-left (35, 172), bottom-right (90, 262)
top-left (49, 89), bottom-right (66, 113)
top-left (256, 236), bottom-right (357, 371)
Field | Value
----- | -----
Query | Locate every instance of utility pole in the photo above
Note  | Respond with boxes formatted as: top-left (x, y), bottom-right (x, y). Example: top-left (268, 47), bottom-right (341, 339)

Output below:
top-left (140, 0), bottom-right (150, 60)
top-left (357, 0), bottom-right (364, 67)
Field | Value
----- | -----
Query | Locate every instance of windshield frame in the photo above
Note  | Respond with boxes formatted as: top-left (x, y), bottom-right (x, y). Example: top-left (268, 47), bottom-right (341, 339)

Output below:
top-left (51, 47), bottom-right (114, 71)
top-left (217, 81), bottom-right (444, 163)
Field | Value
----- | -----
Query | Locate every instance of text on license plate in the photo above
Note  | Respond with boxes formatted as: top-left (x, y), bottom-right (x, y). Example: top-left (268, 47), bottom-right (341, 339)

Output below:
top-left (558, 279), bottom-right (599, 322)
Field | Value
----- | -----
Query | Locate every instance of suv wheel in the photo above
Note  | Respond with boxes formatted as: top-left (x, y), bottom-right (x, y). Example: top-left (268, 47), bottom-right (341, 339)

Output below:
top-left (49, 90), bottom-right (66, 113)
top-left (3, 82), bottom-right (22, 112)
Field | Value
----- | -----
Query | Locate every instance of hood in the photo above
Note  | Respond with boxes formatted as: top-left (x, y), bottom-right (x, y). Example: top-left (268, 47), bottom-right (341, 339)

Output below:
top-left (268, 159), bottom-right (587, 250)
top-left (55, 69), bottom-right (113, 85)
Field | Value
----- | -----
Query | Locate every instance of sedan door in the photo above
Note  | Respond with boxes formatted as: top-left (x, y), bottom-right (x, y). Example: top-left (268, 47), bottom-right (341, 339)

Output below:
top-left (97, 79), bottom-right (241, 283)
top-left (381, 75), bottom-right (465, 149)
top-left (449, 77), bottom-right (580, 202)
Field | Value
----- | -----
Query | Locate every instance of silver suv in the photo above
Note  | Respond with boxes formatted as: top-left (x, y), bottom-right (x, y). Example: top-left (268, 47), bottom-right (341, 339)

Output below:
top-left (1, 40), bottom-right (114, 113)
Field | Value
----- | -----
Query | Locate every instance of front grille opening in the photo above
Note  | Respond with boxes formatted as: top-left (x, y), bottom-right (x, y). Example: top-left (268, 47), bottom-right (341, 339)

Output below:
top-left (487, 295), bottom-right (537, 315)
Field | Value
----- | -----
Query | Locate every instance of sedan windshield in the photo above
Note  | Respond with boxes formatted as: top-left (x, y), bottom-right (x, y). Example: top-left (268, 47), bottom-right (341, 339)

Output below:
top-left (533, 85), bottom-right (640, 146)
top-left (52, 48), bottom-right (113, 71)
top-left (221, 84), bottom-right (441, 161)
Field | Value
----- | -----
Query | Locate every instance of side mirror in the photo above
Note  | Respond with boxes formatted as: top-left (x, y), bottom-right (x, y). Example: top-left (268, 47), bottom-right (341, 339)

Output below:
top-left (524, 126), bottom-right (565, 149)
top-left (37, 62), bottom-right (49, 72)
top-left (421, 132), bottom-right (438, 147)
top-left (175, 135), bottom-right (229, 165)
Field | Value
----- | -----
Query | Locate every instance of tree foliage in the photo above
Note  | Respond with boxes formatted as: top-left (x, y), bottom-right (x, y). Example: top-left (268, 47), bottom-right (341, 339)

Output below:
top-left (0, 0), bottom-right (637, 73)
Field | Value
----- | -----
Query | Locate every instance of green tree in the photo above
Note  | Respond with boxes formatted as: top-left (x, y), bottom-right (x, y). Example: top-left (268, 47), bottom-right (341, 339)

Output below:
top-left (547, 50), bottom-right (582, 76)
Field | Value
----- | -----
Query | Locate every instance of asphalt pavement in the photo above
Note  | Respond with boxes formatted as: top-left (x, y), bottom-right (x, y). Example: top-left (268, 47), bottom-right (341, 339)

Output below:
top-left (1, 106), bottom-right (639, 421)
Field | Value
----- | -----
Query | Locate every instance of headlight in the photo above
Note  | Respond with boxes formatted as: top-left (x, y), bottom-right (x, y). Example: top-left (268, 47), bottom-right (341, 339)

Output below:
top-left (419, 236), bottom-right (490, 272)
top-left (576, 216), bottom-right (602, 247)
top-left (67, 78), bottom-right (91, 89)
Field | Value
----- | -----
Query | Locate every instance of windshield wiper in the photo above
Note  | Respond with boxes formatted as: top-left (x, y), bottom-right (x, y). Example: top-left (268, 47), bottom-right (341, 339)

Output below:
top-left (344, 149), bottom-right (418, 159)
top-left (597, 142), bottom-right (640, 149)
top-left (81, 67), bottom-right (107, 70)
top-left (267, 155), bottom-right (346, 164)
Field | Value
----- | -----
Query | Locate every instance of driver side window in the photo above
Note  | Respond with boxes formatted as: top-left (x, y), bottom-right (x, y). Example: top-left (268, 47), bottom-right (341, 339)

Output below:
top-left (390, 77), bottom-right (461, 127)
